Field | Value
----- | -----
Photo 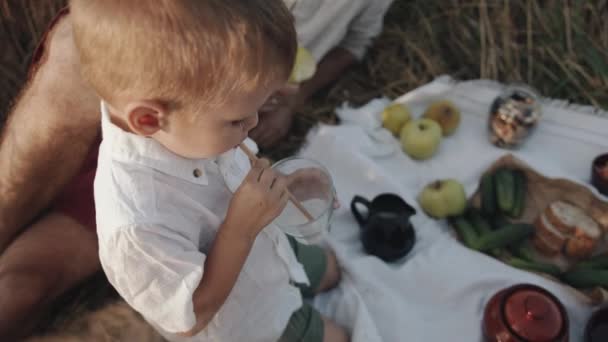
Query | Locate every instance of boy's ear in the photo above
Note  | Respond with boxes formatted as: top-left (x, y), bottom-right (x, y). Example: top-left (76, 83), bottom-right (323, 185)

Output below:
top-left (124, 100), bottom-right (167, 136)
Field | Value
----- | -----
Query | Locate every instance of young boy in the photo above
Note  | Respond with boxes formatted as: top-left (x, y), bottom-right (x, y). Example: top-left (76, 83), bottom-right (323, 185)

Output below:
top-left (70, 1), bottom-right (348, 341)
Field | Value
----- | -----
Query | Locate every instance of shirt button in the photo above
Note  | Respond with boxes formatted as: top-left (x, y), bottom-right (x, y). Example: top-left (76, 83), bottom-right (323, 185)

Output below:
top-left (193, 168), bottom-right (203, 178)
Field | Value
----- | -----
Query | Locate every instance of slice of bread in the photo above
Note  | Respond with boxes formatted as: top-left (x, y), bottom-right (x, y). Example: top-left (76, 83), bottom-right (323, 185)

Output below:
top-left (565, 233), bottom-right (597, 259)
top-left (574, 214), bottom-right (603, 240)
top-left (539, 200), bottom-right (602, 259)
top-left (531, 233), bottom-right (561, 257)
top-left (535, 214), bottom-right (567, 247)
top-left (545, 201), bottom-right (581, 234)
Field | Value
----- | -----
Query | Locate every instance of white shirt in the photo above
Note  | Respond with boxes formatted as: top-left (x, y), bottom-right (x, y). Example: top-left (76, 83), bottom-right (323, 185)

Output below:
top-left (288, 0), bottom-right (393, 60)
top-left (94, 102), bottom-right (309, 342)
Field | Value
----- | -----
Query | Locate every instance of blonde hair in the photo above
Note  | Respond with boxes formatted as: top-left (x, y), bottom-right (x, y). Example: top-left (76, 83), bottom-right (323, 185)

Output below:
top-left (71, 0), bottom-right (297, 110)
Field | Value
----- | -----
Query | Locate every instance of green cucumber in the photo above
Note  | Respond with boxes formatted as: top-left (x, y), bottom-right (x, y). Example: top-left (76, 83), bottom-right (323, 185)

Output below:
top-left (451, 216), bottom-right (480, 250)
top-left (511, 241), bottom-right (536, 262)
top-left (480, 172), bottom-right (497, 217)
top-left (467, 209), bottom-right (493, 235)
top-left (574, 254), bottom-right (608, 270)
top-left (467, 209), bottom-right (501, 256)
top-left (509, 170), bottom-right (527, 218)
top-left (561, 268), bottom-right (608, 288)
top-left (495, 168), bottom-right (515, 214)
top-left (477, 223), bottom-right (534, 252)
top-left (507, 257), bottom-right (562, 277)
top-left (492, 214), bottom-right (511, 230)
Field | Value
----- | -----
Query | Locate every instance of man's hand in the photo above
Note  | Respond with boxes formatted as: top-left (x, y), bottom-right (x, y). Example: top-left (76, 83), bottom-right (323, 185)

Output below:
top-left (249, 84), bottom-right (300, 149)
top-left (249, 47), bottom-right (357, 150)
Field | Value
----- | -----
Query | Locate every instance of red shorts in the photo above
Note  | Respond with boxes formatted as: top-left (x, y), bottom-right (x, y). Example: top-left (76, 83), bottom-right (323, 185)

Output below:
top-left (30, 7), bottom-right (100, 233)
top-left (52, 137), bottom-right (101, 232)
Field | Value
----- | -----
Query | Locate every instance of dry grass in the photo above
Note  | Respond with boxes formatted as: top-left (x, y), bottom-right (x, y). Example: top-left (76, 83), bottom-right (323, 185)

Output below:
top-left (1, 1), bottom-right (607, 146)
top-left (0, 0), bottom-right (66, 118)
top-left (26, 302), bottom-right (164, 342)
top-left (266, 0), bottom-right (608, 159)
top-left (1, 0), bottom-right (607, 337)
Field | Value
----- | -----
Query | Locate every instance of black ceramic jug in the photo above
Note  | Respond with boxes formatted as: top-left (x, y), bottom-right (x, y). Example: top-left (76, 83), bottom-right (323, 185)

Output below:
top-left (351, 193), bottom-right (416, 262)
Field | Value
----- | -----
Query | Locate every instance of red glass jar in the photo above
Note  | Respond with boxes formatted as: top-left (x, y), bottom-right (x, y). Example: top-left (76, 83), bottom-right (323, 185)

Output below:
top-left (483, 284), bottom-right (569, 342)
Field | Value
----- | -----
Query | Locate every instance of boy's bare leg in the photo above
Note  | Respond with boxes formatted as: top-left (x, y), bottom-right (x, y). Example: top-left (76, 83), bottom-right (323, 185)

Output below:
top-left (0, 13), bottom-right (100, 251)
top-left (0, 212), bottom-right (100, 340)
top-left (322, 316), bottom-right (350, 342)
top-left (315, 249), bottom-right (341, 293)
top-left (316, 251), bottom-right (349, 341)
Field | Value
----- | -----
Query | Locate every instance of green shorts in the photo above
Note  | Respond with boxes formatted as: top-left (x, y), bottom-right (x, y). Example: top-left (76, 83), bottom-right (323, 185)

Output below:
top-left (279, 237), bottom-right (328, 342)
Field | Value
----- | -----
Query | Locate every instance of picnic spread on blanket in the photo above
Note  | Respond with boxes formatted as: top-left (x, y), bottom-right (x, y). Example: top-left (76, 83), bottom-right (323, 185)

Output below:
top-left (275, 76), bottom-right (608, 341)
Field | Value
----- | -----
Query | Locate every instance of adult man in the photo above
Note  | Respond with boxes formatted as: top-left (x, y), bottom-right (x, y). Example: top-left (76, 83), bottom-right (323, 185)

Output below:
top-left (0, 11), bottom-right (100, 339)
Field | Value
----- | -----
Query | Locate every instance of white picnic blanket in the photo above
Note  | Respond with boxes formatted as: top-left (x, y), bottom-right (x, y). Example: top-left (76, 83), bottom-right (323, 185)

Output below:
top-left (301, 76), bottom-right (608, 342)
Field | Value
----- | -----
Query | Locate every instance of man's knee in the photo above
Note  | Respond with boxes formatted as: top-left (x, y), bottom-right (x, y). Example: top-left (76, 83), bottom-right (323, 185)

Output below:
top-left (0, 266), bottom-right (58, 307)
top-left (0, 212), bottom-right (100, 299)
top-left (0, 267), bottom-right (58, 338)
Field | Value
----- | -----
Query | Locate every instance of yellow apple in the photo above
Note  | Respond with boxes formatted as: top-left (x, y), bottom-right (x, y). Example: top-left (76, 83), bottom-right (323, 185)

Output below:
top-left (418, 179), bottom-right (467, 218)
top-left (381, 103), bottom-right (412, 136)
top-left (400, 118), bottom-right (442, 160)
top-left (289, 46), bottom-right (317, 83)
top-left (422, 100), bottom-right (461, 136)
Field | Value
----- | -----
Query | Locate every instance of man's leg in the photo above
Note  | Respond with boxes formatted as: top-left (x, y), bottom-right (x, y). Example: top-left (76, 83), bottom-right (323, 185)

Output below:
top-left (0, 11), bottom-right (100, 251)
top-left (0, 212), bottom-right (100, 340)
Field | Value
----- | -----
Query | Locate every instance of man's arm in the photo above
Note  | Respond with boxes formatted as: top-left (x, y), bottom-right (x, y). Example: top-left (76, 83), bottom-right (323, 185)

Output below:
top-left (0, 16), bottom-right (100, 251)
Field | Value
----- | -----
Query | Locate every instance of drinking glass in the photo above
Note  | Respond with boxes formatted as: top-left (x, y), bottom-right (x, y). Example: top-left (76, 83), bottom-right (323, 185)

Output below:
top-left (272, 157), bottom-right (335, 243)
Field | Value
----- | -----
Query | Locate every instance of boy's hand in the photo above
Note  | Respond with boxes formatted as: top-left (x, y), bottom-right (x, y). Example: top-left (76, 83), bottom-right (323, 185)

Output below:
top-left (225, 159), bottom-right (289, 240)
